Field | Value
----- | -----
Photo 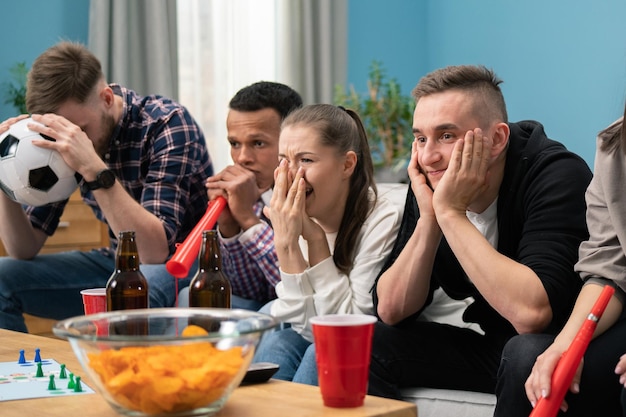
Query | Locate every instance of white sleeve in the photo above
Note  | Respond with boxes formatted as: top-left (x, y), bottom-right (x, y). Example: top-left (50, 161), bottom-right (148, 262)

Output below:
top-left (271, 196), bottom-right (402, 341)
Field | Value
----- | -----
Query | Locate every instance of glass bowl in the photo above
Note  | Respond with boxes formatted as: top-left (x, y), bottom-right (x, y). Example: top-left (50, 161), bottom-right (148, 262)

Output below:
top-left (53, 308), bottom-right (277, 417)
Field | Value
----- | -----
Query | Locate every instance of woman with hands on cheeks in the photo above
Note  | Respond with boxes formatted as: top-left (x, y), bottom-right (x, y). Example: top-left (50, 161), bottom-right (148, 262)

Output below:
top-left (252, 104), bottom-right (403, 384)
top-left (495, 100), bottom-right (626, 417)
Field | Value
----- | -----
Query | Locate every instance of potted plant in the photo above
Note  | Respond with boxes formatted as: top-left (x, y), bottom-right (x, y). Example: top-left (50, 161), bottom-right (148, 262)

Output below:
top-left (2, 61), bottom-right (28, 115)
top-left (334, 60), bottom-right (415, 183)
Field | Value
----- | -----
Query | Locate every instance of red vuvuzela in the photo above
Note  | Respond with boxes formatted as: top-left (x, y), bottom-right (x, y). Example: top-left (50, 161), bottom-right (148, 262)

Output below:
top-left (529, 284), bottom-right (615, 417)
top-left (166, 196), bottom-right (227, 278)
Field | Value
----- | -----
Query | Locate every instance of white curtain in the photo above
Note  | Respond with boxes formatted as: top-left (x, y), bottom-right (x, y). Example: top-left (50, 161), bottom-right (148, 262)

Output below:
top-left (88, 0), bottom-right (347, 172)
top-left (277, 0), bottom-right (347, 105)
top-left (177, 0), bottom-right (347, 172)
top-left (177, 0), bottom-right (279, 172)
top-left (88, 0), bottom-right (179, 99)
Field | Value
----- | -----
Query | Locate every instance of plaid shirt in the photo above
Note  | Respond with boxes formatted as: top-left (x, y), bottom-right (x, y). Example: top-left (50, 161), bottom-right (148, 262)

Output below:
top-left (220, 198), bottom-right (279, 303)
top-left (26, 84), bottom-right (213, 254)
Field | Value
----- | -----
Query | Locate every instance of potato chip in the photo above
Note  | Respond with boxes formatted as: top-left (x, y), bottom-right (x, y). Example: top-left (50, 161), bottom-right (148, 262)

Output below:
top-left (181, 324), bottom-right (209, 337)
top-left (87, 325), bottom-right (248, 414)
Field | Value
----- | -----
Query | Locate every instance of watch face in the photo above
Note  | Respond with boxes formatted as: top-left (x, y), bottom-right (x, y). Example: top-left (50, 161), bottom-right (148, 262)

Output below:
top-left (98, 170), bottom-right (116, 188)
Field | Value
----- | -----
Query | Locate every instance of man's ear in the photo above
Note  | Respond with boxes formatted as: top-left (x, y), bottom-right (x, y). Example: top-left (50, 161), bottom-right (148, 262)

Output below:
top-left (343, 150), bottom-right (357, 178)
top-left (99, 85), bottom-right (115, 108)
top-left (491, 122), bottom-right (510, 157)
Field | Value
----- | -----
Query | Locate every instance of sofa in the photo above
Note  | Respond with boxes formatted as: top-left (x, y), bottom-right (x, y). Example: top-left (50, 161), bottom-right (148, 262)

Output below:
top-left (402, 387), bottom-right (495, 417)
top-left (398, 286), bottom-right (496, 417)
top-left (378, 183), bottom-right (496, 417)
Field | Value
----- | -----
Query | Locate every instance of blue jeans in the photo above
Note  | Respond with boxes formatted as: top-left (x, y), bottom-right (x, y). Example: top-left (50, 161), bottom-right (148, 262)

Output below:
top-left (253, 327), bottom-right (319, 385)
top-left (0, 250), bottom-right (195, 332)
top-left (176, 286), bottom-right (265, 311)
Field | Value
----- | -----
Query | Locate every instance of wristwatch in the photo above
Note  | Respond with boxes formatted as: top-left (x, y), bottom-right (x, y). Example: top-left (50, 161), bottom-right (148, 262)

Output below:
top-left (80, 169), bottom-right (116, 193)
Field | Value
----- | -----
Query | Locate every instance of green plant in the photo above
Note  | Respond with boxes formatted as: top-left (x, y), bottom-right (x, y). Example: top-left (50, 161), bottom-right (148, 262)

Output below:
top-left (2, 61), bottom-right (28, 114)
top-left (334, 60), bottom-right (415, 172)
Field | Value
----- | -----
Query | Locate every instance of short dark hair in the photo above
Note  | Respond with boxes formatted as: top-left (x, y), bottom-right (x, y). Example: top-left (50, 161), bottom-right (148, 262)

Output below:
top-left (412, 65), bottom-right (508, 124)
top-left (229, 81), bottom-right (302, 120)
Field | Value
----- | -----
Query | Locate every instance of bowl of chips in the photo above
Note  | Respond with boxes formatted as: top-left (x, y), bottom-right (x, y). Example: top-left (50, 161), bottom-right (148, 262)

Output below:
top-left (53, 308), bottom-right (277, 417)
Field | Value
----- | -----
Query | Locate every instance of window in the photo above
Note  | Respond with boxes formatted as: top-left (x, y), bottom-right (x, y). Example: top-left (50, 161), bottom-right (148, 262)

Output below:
top-left (177, 0), bottom-right (281, 172)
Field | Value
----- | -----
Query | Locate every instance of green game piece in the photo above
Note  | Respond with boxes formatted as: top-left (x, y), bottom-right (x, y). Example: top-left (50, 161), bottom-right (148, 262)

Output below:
top-left (59, 364), bottom-right (67, 379)
top-left (47, 374), bottom-right (56, 390)
top-left (35, 362), bottom-right (44, 378)
top-left (67, 373), bottom-right (75, 389)
top-left (73, 376), bottom-right (83, 392)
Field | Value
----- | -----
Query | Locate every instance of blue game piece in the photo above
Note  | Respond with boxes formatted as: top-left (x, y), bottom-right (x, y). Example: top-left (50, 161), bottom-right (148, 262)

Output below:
top-left (18, 349), bottom-right (26, 364)
top-left (34, 348), bottom-right (41, 362)
top-left (35, 361), bottom-right (44, 378)
top-left (73, 376), bottom-right (83, 392)
top-left (59, 364), bottom-right (67, 379)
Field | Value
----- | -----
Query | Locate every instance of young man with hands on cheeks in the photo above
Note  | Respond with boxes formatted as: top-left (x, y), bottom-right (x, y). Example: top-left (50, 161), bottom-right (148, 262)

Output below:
top-left (367, 65), bottom-right (592, 399)
top-left (0, 42), bottom-right (213, 332)
top-left (192, 81), bottom-right (302, 310)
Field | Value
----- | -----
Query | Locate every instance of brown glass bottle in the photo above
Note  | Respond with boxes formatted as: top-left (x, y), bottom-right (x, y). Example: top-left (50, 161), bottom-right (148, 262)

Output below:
top-left (106, 230), bottom-right (149, 335)
top-left (189, 230), bottom-right (231, 308)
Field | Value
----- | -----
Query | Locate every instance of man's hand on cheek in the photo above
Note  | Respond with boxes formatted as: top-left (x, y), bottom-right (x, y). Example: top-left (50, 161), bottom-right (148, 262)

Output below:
top-left (433, 129), bottom-right (491, 216)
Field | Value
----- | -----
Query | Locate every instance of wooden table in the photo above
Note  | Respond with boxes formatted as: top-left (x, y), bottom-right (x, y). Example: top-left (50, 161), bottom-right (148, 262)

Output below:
top-left (0, 329), bottom-right (417, 417)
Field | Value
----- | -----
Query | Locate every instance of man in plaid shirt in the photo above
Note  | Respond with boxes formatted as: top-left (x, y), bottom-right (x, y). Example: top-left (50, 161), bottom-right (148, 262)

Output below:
top-left (202, 81), bottom-right (302, 310)
top-left (0, 42), bottom-right (213, 332)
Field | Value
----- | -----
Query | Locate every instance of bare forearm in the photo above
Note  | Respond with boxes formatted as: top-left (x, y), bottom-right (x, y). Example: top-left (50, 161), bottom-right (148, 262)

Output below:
top-left (553, 283), bottom-right (623, 348)
top-left (0, 195), bottom-right (46, 258)
top-left (306, 236), bottom-right (331, 268)
top-left (275, 241), bottom-right (308, 274)
top-left (376, 217), bottom-right (441, 325)
top-left (92, 184), bottom-right (169, 263)
top-left (438, 211), bottom-right (552, 333)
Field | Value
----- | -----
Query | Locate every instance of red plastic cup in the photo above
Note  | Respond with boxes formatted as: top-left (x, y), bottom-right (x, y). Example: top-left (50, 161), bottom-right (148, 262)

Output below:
top-left (80, 288), bottom-right (107, 314)
top-left (80, 288), bottom-right (108, 336)
top-left (310, 314), bottom-right (377, 408)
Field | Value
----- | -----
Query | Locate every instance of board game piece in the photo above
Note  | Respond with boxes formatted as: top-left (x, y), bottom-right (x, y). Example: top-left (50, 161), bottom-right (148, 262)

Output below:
top-left (67, 373), bottom-right (75, 389)
top-left (59, 364), bottom-right (67, 379)
top-left (18, 349), bottom-right (25, 364)
top-left (35, 362), bottom-right (44, 378)
top-left (47, 374), bottom-right (56, 390)
top-left (73, 376), bottom-right (82, 392)
top-left (0, 357), bottom-right (95, 401)
top-left (34, 348), bottom-right (41, 362)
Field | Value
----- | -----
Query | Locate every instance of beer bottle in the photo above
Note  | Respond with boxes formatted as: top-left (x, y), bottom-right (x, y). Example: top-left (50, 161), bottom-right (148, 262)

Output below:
top-left (106, 230), bottom-right (149, 334)
top-left (189, 230), bottom-right (231, 308)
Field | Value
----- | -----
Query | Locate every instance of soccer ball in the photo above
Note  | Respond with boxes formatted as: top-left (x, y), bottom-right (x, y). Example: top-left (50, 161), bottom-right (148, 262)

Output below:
top-left (0, 117), bottom-right (81, 206)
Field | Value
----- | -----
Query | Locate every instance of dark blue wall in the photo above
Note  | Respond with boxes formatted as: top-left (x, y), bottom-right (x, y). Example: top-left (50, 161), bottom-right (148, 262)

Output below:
top-left (0, 0), bottom-right (89, 120)
top-left (347, 0), bottom-right (626, 166)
